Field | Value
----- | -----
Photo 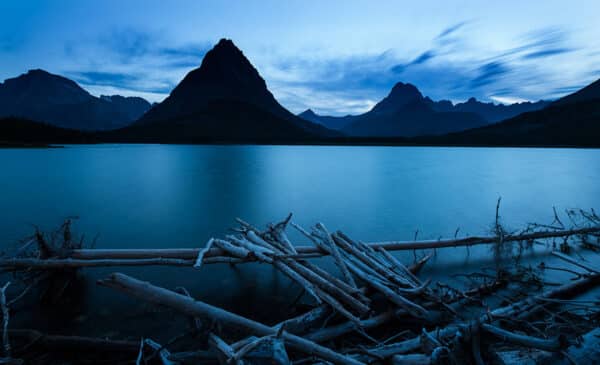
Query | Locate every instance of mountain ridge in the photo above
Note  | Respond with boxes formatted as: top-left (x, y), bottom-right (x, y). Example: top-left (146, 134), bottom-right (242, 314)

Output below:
top-left (299, 83), bottom-right (549, 135)
top-left (0, 69), bottom-right (151, 130)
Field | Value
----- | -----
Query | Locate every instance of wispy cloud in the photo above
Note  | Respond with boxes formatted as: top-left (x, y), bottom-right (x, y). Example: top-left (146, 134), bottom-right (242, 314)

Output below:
top-left (470, 61), bottom-right (510, 88)
top-left (436, 21), bottom-right (469, 39)
top-left (53, 24), bottom-right (598, 112)
top-left (264, 23), bottom-right (597, 114)
top-left (68, 71), bottom-right (175, 94)
top-left (61, 29), bottom-right (211, 101)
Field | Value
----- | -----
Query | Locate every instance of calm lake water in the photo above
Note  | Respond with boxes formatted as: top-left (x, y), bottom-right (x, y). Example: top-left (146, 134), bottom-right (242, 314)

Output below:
top-left (1, 144), bottom-right (599, 335)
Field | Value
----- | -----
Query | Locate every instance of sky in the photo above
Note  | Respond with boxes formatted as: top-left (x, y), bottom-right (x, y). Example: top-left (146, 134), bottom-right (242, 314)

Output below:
top-left (1, 0), bottom-right (599, 115)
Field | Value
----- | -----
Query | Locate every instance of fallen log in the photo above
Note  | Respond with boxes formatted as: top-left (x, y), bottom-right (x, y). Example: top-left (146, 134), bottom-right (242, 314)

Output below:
top-left (361, 271), bottom-right (600, 360)
top-left (480, 323), bottom-right (562, 352)
top-left (98, 272), bottom-right (365, 365)
top-left (8, 330), bottom-right (139, 354)
top-left (66, 226), bottom-right (600, 261)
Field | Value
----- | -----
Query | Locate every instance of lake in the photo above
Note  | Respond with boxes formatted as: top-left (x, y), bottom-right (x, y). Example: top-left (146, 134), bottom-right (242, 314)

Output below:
top-left (1, 144), bottom-right (599, 335)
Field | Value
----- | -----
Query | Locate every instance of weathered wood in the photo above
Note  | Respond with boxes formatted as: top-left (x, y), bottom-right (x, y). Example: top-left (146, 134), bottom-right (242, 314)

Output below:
top-left (273, 305), bottom-right (332, 335)
top-left (0, 282), bottom-right (11, 358)
top-left (313, 223), bottom-right (358, 289)
top-left (349, 265), bottom-right (428, 317)
top-left (0, 257), bottom-right (246, 269)
top-left (391, 353), bottom-right (431, 365)
top-left (481, 323), bottom-right (562, 352)
top-left (282, 259), bottom-right (370, 315)
top-left (362, 272), bottom-right (600, 360)
top-left (193, 238), bottom-right (214, 270)
top-left (377, 247), bottom-right (422, 286)
top-left (143, 338), bottom-right (176, 365)
top-left (98, 273), bottom-right (365, 365)
top-left (67, 226), bottom-right (600, 261)
top-left (551, 251), bottom-right (600, 273)
top-left (332, 233), bottom-right (410, 287)
top-left (8, 330), bottom-right (139, 354)
top-left (208, 332), bottom-right (237, 364)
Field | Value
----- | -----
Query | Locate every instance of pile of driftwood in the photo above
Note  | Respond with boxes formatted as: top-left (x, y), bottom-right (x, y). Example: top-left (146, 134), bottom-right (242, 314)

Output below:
top-left (0, 207), bottom-right (600, 364)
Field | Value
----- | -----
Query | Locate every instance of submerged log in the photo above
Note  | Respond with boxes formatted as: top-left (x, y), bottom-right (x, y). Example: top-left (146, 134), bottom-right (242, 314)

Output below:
top-left (8, 330), bottom-right (139, 354)
top-left (98, 272), bottom-right (365, 365)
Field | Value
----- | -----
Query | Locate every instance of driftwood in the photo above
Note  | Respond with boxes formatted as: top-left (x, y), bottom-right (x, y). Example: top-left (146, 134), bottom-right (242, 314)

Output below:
top-left (8, 330), bottom-right (139, 354)
top-left (2, 209), bottom-right (599, 364)
top-left (359, 271), bottom-right (600, 361)
top-left (42, 226), bottom-right (600, 261)
top-left (98, 272), bottom-right (365, 365)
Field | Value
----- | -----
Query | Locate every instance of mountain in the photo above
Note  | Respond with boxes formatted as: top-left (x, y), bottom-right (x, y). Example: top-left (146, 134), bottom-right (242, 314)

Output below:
top-left (341, 83), bottom-right (487, 137)
top-left (429, 97), bottom-right (549, 123)
top-left (0, 69), bottom-right (151, 130)
top-left (552, 79), bottom-right (600, 106)
top-left (298, 109), bottom-right (356, 130)
top-left (0, 117), bottom-right (94, 145)
top-left (132, 39), bottom-right (336, 142)
top-left (299, 84), bottom-right (549, 136)
top-left (99, 95), bottom-right (153, 122)
top-left (426, 78), bottom-right (600, 147)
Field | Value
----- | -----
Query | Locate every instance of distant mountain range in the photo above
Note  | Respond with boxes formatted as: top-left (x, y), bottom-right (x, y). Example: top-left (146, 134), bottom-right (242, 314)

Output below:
top-left (0, 38), bottom-right (598, 146)
top-left (0, 69), bottom-right (151, 130)
top-left (425, 78), bottom-right (600, 147)
top-left (298, 83), bottom-right (548, 137)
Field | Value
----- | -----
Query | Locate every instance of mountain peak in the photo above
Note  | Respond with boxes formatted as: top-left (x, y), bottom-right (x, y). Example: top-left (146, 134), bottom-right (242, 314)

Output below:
top-left (164, 38), bottom-right (268, 103)
top-left (1, 68), bottom-right (93, 105)
top-left (390, 82), bottom-right (420, 93)
top-left (215, 38), bottom-right (237, 49)
top-left (388, 82), bottom-right (423, 101)
top-left (300, 109), bottom-right (317, 117)
top-left (138, 38), bottom-right (311, 129)
top-left (26, 69), bottom-right (52, 76)
top-left (370, 82), bottom-right (424, 114)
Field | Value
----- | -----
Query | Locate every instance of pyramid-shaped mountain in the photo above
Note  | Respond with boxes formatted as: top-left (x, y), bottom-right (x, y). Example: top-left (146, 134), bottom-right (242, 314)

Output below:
top-left (0, 69), bottom-right (151, 130)
top-left (131, 39), bottom-right (335, 142)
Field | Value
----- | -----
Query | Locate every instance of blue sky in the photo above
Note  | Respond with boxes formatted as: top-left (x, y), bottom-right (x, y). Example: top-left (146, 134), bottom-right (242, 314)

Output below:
top-left (1, 0), bottom-right (599, 115)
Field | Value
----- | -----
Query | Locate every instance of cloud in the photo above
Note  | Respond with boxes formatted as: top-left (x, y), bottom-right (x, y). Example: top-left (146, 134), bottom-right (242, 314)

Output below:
top-left (71, 71), bottom-right (139, 86)
top-left (522, 48), bottom-right (573, 59)
top-left (436, 21), bottom-right (469, 39)
top-left (470, 61), bottom-right (510, 88)
top-left (54, 23), bottom-right (597, 111)
top-left (61, 29), bottom-right (212, 101)
top-left (263, 23), bottom-right (598, 114)
top-left (69, 71), bottom-right (175, 94)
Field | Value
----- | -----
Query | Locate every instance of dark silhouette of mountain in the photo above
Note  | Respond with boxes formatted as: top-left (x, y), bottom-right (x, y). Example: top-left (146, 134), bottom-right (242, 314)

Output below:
top-left (0, 69), bottom-right (151, 130)
top-left (341, 83), bottom-right (487, 137)
top-left (552, 79), bottom-right (600, 106)
top-left (99, 95), bottom-right (152, 122)
top-left (0, 117), bottom-right (95, 145)
top-left (428, 97), bottom-right (549, 123)
top-left (133, 39), bottom-right (337, 142)
top-left (425, 78), bottom-right (600, 147)
top-left (297, 109), bottom-right (356, 130)
top-left (300, 83), bottom-right (549, 136)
